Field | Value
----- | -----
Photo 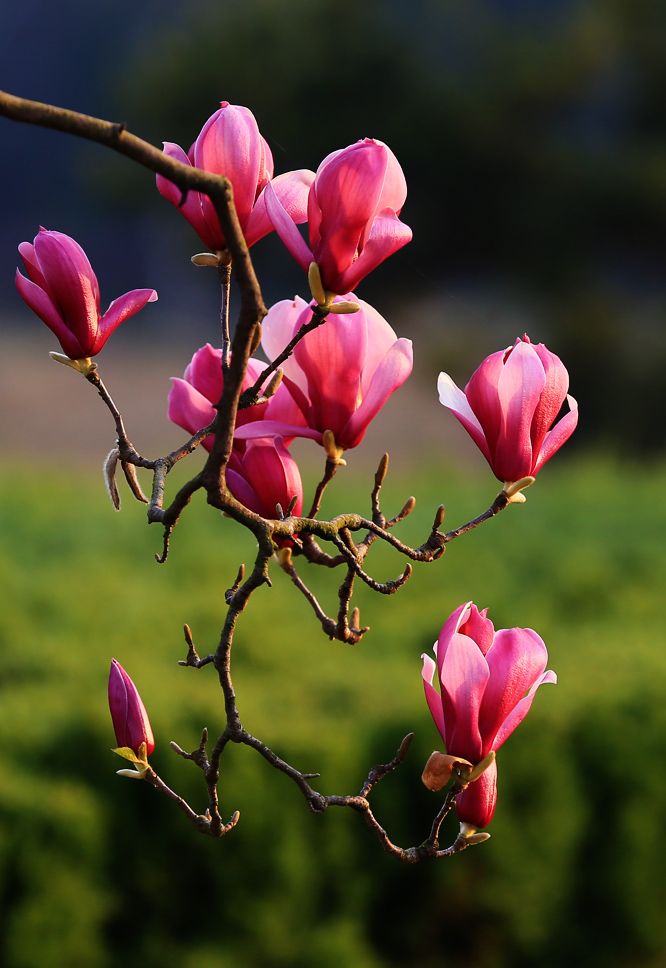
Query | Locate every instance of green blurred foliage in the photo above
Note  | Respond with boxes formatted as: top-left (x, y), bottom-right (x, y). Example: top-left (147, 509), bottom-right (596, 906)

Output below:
top-left (0, 452), bottom-right (665, 966)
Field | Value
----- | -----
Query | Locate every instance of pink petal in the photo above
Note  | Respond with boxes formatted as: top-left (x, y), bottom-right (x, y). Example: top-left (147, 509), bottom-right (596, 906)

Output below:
top-left (330, 209), bottom-right (413, 294)
top-left (493, 669), bottom-right (557, 750)
top-left (437, 372), bottom-right (491, 464)
top-left (193, 102), bottom-right (266, 229)
top-left (156, 143), bottom-right (223, 251)
top-left (244, 169), bottom-right (316, 247)
top-left (455, 758), bottom-right (497, 828)
top-left (33, 230), bottom-right (100, 351)
top-left (233, 420), bottom-right (323, 444)
top-left (436, 602), bottom-right (473, 675)
top-left (458, 603), bottom-right (495, 655)
top-left (16, 269), bottom-right (86, 359)
top-left (293, 310), bottom-right (368, 440)
top-left (261, 296), bottom-right (311, 394)
top-left (439, 631), bottom-right (490, 763)
top-left (95, 289), bottom-right (157, 353)
top-left (479, 628), bottom-right (548, 753)
top-left (422, 651), bottom-right (446, 742)
top-left (493, 340), bottom-right (547, 482)
top-left (265, 181), bottom-right (313, 272)
top-left (355, 298), bottom-right (401, 395)
top-left (464, 349), bottom-right (506, 458)
top-left (529, 342), bottom-right (570, 456)
top-left (227, 467), bottom-right (264, 516)
top-left (531, 395), bottom-right (578, 474)
top-left (340, 338), bottom-right (413, 449)
top-left (183, 343), bottom-right (224, 405)
top-left (168, 378), bottom-right (216, 441)
top-left (241, 437), bottom-right (303, 519)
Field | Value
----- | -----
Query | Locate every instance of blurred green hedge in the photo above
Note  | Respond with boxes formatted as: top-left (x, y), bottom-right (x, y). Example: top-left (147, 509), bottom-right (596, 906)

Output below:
top-left (0, 453), bottom-right (665, 967)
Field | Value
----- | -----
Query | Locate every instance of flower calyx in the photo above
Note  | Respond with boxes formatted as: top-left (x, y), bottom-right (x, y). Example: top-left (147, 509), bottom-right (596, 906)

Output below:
top-left (501, 476), bottom-right (535, 504)
top-left (112, 741), bottom-right (151, 779)
top-left (49, 352), bottom-right (97, 377)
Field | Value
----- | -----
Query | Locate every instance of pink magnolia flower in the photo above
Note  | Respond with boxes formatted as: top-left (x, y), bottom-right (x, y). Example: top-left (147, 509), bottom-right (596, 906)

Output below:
top-left (421, 602), bottom-right (556, 828)
top-left (15, 228), bottom-right (157, 360)
top-left (156, 101), bottom-right (314, 252)
top-left (235, 294), bottom-right (413, 452)
top-left (266, 138), bottom-right (412, 294)
top-left (437, 335), bottom-right (578, 485)
top-left (227, 436), bottom-right (303, 535)
top-left (168, 343), bottom-right (305, 451)
top-left (108, 658), bottom-right (155, 757)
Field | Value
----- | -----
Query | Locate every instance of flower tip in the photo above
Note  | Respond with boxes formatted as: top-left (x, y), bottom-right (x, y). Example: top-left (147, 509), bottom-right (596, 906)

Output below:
top-left (328, 300), bottom-right (361, 315)
top-left (191, 252), bottom-right (221, 267)
top-left (48, 352), bottom-right (96, 375)
top-left (308, 262), bottom-right (327, 306)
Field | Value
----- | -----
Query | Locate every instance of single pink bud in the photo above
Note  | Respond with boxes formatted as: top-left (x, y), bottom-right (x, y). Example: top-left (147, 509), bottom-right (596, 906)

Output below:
top-left (266, 138), bottom-right (412, 294)
top-left (421, 602), bottom-right (556, 827)
top-left (227, 436), bottom-right (303, 547)
top-left (437, 335), bottom-right (578, 485)
top-left (235, 293), bottom-right (413, 452)
top-left (156, 101), bottom-right (314, 251)
top-left (108, 659), bottom-right (155, 757)
top-left (15, 228), bottom-right (157, 360)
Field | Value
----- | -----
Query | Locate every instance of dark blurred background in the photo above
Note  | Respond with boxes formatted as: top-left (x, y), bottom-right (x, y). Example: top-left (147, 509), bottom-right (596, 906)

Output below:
top-left (3, 0), bottom-right (666, 451)
top-left (2, 3), bottom-right (666, 968)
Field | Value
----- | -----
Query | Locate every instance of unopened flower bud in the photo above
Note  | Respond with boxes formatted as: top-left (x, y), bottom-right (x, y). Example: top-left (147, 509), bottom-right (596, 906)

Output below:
top-left (108, 659), bottom-right (155, 762)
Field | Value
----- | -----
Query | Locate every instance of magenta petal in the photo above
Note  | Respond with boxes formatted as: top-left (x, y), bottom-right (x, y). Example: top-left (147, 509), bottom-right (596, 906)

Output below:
top-left (479, 628), bottom-right (548, 754)
top-left (108, 658), bottom-right (155, 756)
top-left (532, 396), bottom-right (578, 474)
top-left (439, 631), bottom-right (490, 763)
top-left (529, 343), bottom-right (570, 455)
top-left (331, 210), bottom-right (413, 294)
top-left (436, 602), bottom-right (473, 674)
top-left (95, 289), bottom-right (157, 352)
top-left (493, 341), bottom-right (546, 480)
top-left (184, 343), bottom-right (224, 404)
top-left (33, 230), bottom-right (100, 351)
top-left (458, 604), bottom-right (495, 656)
top-left (168, 378), bottom-right (216, 439)
top-left (294, 310), bottom-right (368, 440)
top-left (241, 437), bottom-right (303, 519)
top-left (261, 296), bottom-right (311, 393)
top-left (341, 338), bottom-right (413, 449)
top-left (16, 269), bottom-right (86, 358)
top-left (226, 467), bottom-right (265, 516)
top-left (437, 372), bottom-right (491, 463)
top-left (355, 298), bottom-right (402, 395)
top-left (493, 670), bottom-right (557, 750)
top-left (245, 169), bottom-right (316, 247)
top-left (233, 420), bottom-right (323, 444)
top-left (422, 652), bottom-right (446, 742)
top-left (455, 758), bottom-right (498, 828)
top-left (265, 182), bottom-right (313, 272)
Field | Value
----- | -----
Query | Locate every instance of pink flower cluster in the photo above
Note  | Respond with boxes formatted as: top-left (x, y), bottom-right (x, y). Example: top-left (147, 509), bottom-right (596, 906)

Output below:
top-left (422, 603), bottom-right (556, 829)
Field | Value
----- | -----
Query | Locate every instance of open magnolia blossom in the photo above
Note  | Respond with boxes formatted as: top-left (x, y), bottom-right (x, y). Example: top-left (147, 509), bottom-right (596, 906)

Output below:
top-left (15, 228), bottom-right (157, 362)
top-left (156, 101), bottom-right (314, 253)
top-left (422, 602), bottom-right (556, 829)
top-left (266, 137), bottom-right (412, 296)
top-left (437, 335), bottom-right (578, 486)
top-left (234, 293), bottom-right (413, 453)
